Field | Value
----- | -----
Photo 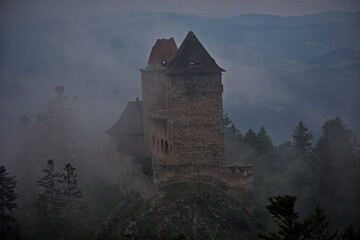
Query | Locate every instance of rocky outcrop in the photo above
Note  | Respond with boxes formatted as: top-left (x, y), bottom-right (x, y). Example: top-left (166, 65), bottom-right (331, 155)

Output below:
top-left (94, 182), bottom-right (267, 240)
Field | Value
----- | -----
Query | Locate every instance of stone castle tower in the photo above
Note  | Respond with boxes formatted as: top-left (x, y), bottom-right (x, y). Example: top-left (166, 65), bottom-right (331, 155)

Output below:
top-left (108, 32), bottom-right (253, 203)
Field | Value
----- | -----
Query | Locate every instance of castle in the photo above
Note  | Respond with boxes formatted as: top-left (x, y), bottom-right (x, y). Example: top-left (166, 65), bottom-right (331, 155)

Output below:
top-left (107, 32), bottom-right (253, 203)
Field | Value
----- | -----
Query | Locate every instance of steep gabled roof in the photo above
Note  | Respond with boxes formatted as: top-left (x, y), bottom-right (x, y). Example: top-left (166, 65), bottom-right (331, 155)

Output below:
top-left (106, 100), bottom-right (143, 136)
top-left (148, 37), bottom-right (178, 67)
top-left (167, 31), bottom-right (225, 74)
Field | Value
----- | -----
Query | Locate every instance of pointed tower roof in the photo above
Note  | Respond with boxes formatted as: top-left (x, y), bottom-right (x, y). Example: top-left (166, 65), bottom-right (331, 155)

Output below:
top-left (106, 99), bottom-right (143, 136)
top-left (167, 31), bottom-right (225, 74)
top-left (148, 37), bottom-right (178, 67)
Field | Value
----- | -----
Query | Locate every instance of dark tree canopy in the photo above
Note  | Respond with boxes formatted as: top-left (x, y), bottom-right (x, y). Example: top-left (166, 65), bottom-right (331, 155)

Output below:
top-left (292, 121), bottom-right (313, 153)
top-left (244, 129), bottom-right (256, 146)
top-left (62, 163), bottom-right (84, 240)
top-left (316, 117), bottom-right (358, 160)
top-left (307, 205), bottom-right (337, 240)
top-left (35, 159), bottom-right (63, 240)
top-left (0, 166), bottom-right (18, 239)
top-left (338, 225), bottom-right (360, 240)
top-left (224, 114), bottom-right (242, 140)
top-left (254, 126), bottom-right (273, 154)
top-left (258, 195), bottom-right (313, 240)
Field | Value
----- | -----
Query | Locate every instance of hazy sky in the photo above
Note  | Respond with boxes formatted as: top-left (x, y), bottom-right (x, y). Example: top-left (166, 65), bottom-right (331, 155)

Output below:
top-left (1, 0), bottom-right (360, 21)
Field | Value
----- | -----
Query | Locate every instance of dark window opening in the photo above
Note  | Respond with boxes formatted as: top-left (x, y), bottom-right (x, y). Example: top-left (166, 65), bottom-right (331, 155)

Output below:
top-left (165, 141), bottom-right (169, 154)
top-left (213, 153), bottom-right (216, 157)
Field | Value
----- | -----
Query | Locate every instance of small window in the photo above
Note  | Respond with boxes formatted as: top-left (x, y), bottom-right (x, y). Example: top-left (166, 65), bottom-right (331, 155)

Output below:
top-left (165, 141), bottom-right (169, 154)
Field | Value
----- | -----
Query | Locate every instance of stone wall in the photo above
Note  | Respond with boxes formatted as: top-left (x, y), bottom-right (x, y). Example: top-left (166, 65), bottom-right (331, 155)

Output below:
top-left (141, 70), bottom-right (225, 167)
top-left (168, 72), bottom-right (224, 165)
top-left (141, 68), bottom-right (175, 165)
top-left (152, 164), bottom-right (254, 204)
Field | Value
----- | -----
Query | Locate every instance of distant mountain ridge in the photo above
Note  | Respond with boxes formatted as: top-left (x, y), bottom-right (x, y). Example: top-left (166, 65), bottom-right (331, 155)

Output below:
top-left (224, 11), bottom-right (360, 26)
top-left (0, 10), bottom-right (359, 161)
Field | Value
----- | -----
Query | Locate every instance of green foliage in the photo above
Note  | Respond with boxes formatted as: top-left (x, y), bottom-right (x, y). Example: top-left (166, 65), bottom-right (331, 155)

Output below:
top-left (61, 163), bottom-right (85, 240)
top-left (306, 205), bottom-right (337, 240)
top-left (244, 129), bottom-right (257, 146)
top-left (224, 114), bottom-right (242, 140)
top-left (92, 192), bottom-right (144, 240)
top-left (258, 195), bottom-right (313, 240)
top-left (142, 222), bottom-right (157, 239)
top-left (223, 114), bottom-right (244, 164)
top-left (259, 195), bottom-right (346, 240)
top-left (35, 161), bottom-right (86, 240)
top-left (292, 121), bottom-right (313, 153)
top-left (254, 126), bottom-right (273, 154)
top-left (174, 233), bottom-right (186, 240)
top-left (313, 117), bottom-right (360, 226)
top-left (0, 166), bottom-right (18, 240)
top-left (316, 117), bottom-right (358, 161)
top-left (34, 159), bottom-right (63, 240)
top-left (338, 225), bottom-right (360, 240)
top-left (223, 115), bottom-right (359, 228)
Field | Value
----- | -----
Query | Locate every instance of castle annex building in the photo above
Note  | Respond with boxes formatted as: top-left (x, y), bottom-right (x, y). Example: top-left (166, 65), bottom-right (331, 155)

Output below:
top-left (107, 32), bottom-right (253, 202)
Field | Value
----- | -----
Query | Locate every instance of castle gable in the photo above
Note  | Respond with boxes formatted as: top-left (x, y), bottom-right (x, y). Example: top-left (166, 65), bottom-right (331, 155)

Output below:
top-left (148, 37), bottom-right (178, 67)
top-left (167, 31), bottom-right (225, 74)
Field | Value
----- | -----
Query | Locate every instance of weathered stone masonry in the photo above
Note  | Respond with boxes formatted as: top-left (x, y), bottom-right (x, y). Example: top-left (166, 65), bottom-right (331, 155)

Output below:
top-left (108, 32), bottom-right (254, 202)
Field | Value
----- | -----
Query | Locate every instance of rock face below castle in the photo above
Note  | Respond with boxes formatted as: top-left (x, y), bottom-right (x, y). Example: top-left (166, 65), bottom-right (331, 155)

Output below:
top-left (107, 31), bottom-right (253, 203)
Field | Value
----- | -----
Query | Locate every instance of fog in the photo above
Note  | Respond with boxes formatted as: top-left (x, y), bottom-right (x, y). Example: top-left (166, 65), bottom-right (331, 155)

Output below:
top-left (0, 1), bottom-right (360, 239)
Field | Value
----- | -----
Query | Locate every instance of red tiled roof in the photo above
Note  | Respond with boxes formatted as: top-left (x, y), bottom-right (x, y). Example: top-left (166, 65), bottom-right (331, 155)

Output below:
top-left (148, 37), bottom-right (178, 66)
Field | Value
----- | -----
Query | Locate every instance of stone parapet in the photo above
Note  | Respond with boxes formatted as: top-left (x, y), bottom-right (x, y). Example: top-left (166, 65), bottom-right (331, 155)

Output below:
top-left (153, 163), bottom-right (254, 206)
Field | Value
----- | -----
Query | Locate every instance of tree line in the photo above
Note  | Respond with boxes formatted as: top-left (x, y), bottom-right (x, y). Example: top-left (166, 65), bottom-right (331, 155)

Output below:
top-left (259, 194), bottom-right (360, 239)
top-left (224, 114), bottom-right (360, 229)
top-left (5, 86), bottom-right (126, 240)
top-left (0, 160), bottom-right (84, 240)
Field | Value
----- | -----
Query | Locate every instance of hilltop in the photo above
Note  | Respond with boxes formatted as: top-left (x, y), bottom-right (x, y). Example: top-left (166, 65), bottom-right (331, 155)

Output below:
top-left (94, 182), bottom-right (272, 240)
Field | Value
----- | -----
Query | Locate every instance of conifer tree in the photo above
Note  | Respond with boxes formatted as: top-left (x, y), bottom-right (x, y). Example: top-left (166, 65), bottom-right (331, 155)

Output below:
top-left (314, 117), bottom-right (360, 226)
top-left (244, 129), bottom-right (256, 146)
top-left (338, 225), bottom-right (360, 240)
top-left (307, 205), bottom-right (337, 240)
top-left (35, 159), bottom-right (62, 240)
top-left (61, 164), bottom-right (84, 240)
top-left (292, 121), bottom-right (313, 153)
top-left (258, 195), bottom-right (313, 240)
top-left (0, 166), bottom-right (18, 240)
top-left (254, 126), bottom-right (273, 154)
top-left (224, 114), bottom-right (242, 141)
top-left (36, 86), bottom-right (76, 169)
